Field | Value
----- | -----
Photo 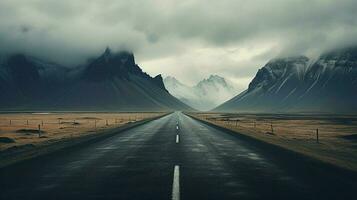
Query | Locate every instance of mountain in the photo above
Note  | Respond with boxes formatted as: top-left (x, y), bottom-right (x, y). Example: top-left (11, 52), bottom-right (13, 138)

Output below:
top-left (0, 54), bottom-right (70, 108)
top-left (164, 75), bottom-right (237, 111)
top-left (0, 48), bottom-right (192, 111)
top-left (214, 47), bottom-right (357, 113)
top-left (164, 76), bottom-right (199, 108)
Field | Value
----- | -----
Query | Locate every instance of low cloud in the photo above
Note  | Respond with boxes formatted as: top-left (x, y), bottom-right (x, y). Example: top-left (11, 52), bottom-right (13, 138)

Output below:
top-left (1, 0), bottom-right (357, 90)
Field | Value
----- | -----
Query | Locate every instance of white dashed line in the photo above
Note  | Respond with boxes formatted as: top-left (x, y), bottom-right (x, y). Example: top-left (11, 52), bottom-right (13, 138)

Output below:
top-left (172, 165), bottom-right (180, 200)
top-left (176, 134), bottom-right (179, 143)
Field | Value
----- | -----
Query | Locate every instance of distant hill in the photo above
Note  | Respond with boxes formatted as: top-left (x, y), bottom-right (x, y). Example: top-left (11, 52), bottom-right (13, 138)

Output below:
top-left (214, 47), bottom-right (357, 113)
top-left (0, 48), bottom-right (192, 111)
top-left (164, 75), bottom-right (237, 111)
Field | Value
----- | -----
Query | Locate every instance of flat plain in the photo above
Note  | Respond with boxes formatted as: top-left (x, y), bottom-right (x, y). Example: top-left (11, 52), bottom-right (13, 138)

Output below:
top-left (0, 112), bottom-right (164, 152)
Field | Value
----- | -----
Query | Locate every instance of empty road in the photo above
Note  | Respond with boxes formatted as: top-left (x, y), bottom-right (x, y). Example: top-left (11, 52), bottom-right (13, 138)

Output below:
top-left (0, 112), bottom-right (356, 200)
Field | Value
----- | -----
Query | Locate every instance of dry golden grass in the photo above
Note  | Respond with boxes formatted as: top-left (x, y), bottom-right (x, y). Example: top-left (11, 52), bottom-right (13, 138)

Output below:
top-left (0, 112), bottom-right (165, 151)
top-left (190, 113), bottom-right (357, 171)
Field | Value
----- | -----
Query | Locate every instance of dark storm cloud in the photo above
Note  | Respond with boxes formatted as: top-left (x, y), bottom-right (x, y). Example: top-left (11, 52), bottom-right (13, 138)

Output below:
top-left (0, 0), bottom-right (357, 87)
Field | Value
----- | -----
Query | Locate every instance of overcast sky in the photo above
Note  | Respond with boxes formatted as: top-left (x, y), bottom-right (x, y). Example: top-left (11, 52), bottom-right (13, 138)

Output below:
top-left (1, 0), bottom-right (357, 91)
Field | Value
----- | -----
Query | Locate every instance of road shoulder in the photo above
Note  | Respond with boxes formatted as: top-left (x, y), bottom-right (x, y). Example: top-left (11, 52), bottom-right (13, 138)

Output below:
top-left (0, 113), bottom-right (170, 168)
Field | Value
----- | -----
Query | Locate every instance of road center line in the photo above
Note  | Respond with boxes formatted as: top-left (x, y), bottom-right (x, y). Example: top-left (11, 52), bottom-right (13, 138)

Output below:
top-left (176, 134), bottom-right (179, 143)
top-left (172, 165), bottom-right (180, 200)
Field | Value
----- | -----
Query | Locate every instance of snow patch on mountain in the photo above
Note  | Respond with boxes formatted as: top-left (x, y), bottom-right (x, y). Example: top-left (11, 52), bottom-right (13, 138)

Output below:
top-left (214, 46), bottom-right (357, 113)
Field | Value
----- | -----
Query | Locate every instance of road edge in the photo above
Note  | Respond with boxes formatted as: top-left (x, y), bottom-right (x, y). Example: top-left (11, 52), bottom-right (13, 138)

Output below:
top-left (0, 112), bottom-right (171, 169)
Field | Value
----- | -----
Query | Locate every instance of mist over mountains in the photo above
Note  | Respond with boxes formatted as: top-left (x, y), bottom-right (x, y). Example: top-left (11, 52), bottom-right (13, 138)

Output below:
top-left (164, 75), bottom-right (237, 111)
top-left (215, 46), bottom-right (357, 113)
top-left (0, 48), bottom-right (192, 111)
top-left (1, 43), bottom-right (356, 113)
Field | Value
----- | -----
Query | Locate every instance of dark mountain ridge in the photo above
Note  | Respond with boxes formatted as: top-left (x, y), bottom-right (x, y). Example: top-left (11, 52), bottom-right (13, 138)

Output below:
top-left (214, 46), bottom-right (357, 113)
top-left (0, 48), bottom-right (191, 111)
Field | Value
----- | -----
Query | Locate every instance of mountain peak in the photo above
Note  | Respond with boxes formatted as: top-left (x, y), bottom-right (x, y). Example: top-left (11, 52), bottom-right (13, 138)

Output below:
top-left (104, 47), bottom-right (111, 55)
top-left (153, 74), bottom-right (167, 91)
top-left (164, 76), bottom-right (187, 89)
top-left (248, 56), bottom-right (309, 92)
top-left (164, 75), bottom-right (236, 111)
top-left (267, 56), bottom-right (309, 68)
top-left (99, 47), bottom-right (134, 64)
top-left (164, 76), bottom-right (179, 83)
top-left (198, 74), bottom-right (229, 88)
top-left (83, 48), bottom-right (139, 81)
top-left (207, 74), bottom-right (225, 83)
top-left (320, 46), bottom-right (357, 62)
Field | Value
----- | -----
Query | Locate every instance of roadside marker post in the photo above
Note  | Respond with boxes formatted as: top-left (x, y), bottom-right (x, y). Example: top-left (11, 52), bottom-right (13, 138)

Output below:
top-left (38, 124), bottom-right (41, 138)
top-left (316, 129), bottom-right (319, 143)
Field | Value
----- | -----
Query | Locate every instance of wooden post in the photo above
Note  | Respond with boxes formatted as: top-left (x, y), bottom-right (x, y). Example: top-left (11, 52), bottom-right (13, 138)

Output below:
top-left (270, 122), bottom-right (274, 134)
top-left (106, 120), bottom-right (108, 126)
top-left (9, 120), bottom-right (11, 125)
top-left (316, 129), bottom-right (319, 143)
top-left (38, 124), bottom-right (41, 138)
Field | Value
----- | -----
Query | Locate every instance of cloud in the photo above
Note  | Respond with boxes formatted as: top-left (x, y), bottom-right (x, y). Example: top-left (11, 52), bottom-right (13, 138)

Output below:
top-left (1, 0), bottom-right (357, 90)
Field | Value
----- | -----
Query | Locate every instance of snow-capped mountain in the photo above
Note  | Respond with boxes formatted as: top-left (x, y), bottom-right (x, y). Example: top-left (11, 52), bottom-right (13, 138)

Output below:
top-left (0, 48), bottom-right (192, 111)
top-left (164, 75), bottom-right (237, 111)
top-left (214, 46), bottom-right (357, 113)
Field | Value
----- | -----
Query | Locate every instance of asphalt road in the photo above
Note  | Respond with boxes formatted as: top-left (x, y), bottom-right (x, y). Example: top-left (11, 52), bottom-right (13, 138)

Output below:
top-left (0, 112), bottom-right (356, 200)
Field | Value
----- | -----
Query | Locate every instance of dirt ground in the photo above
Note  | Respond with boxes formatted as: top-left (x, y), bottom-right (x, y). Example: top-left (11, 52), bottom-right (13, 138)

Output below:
top-left (0, 112), bottom-right (165, 152)
top-left (189, 113), bottom-right (357, 171)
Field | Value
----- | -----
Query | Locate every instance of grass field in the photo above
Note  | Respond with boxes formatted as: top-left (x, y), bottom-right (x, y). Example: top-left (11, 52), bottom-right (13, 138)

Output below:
top-left (189, 112), bottom-right (357, 171)
top-left (0, 112), bottom-right (165, 152)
